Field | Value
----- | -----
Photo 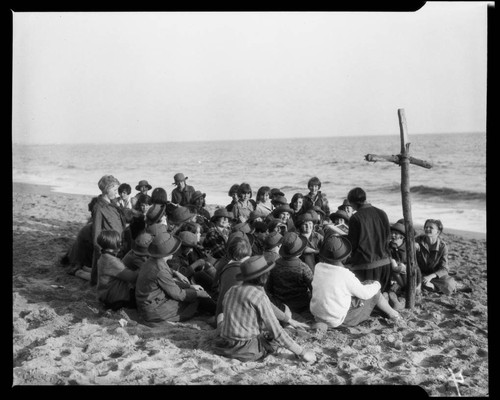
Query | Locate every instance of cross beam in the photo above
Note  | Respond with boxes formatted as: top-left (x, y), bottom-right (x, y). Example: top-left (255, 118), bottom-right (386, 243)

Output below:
top-left (364, 109), bottom-right (432, 309)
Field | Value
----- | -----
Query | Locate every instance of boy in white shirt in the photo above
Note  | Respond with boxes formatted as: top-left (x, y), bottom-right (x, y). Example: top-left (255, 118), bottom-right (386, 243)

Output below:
top-left (310, 232), bottom-right (402, 336)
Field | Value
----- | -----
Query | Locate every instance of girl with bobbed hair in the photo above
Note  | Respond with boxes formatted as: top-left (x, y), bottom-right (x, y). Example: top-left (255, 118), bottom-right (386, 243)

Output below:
top-left (290, 192), bottom-right (306, 226)
top-left (303, 176), bottom-right (330, 216)
top-left (231, 182), bottom-right (256, 223)
top-left (255, 186), bottom-right (273, 217)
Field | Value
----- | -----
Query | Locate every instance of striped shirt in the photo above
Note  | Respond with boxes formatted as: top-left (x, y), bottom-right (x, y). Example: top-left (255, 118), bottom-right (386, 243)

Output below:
top-left (220, 284), bottom-right (302, 355)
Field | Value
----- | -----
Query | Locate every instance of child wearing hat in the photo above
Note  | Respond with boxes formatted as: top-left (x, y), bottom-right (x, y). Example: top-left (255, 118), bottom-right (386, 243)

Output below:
top-left (131, 180), bottom-right (153, 208)
top-left (214, 255), bottom-right (316, 363)
top-left (121, 231), bottom-right (153, 271)
top-left (204, 208), bottom-right (233, 260)
top-left (96, 230), bottom-right (138, 311)
top-left (297, 212), bottom-right (324, 273)
top-left (171, 173), bottom-right (196, 207)
top-left (266, 231), bottom-right (313, 314)
top-left (262, 231), bottom-right (283, 264)
top-left (188, 191), bottom-right (211, 233)
top-left (135, 230), bottom-right (215, 326)
top-left (310, 235), bottom-right (401, 336)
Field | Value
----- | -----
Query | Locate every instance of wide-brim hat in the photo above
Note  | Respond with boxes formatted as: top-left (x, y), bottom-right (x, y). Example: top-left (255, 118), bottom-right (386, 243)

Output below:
top-left (391, 222), bottom-right (406, 237)
top-left (148, 232), bottom-right (182, 258)
top-left (191, 190), bottom-right (206, 203)
top-left (272, 205), bottom-right (294, 217)
top-left (279, 232), bottom-right (307, 257)
top-left (211, 208), bottom-right (233, 222)
top-left (228, 230), bottom-right (255, 248)
top-left (264, 231), bottom-right (283, 250)
top-left (272, 195), bottom-right (288, 207)
top-left (232, 221), bottom-right (254, 235)
top-left (135, 180), bottom-right (152, 191)
top-left (342, 199), bottom-right (351, 207)
top-left (146, 222), bottom-right (169, 236)
top-left (296, 212), bottom-right (314, 226)
top-left (173, 173), bottom-right (188, 185)
top-left (312, 206), bottom-right (326, 217)
top-left (307, 209), bottom-right (320, 223)
top-left (236, 255), bottom-right (275, 282)
top-left (330, 210), bottom-right (350, 223)
top-left (146, 203), bottom-right (166, 225)
top-left (248, 210), bottom-right (266, 223)
top-left (178, 230), bottom-right (199, 247)
top-left (270, 188), bottom-right (285, 197)
top-left (168, 206), bottom-right (196, 225)
top-left (133, 231), bottom-right (154, 256)
top-left (319, 235), bottom-right (352, 263)
top-left (267, 218), bottom-right (287, 233)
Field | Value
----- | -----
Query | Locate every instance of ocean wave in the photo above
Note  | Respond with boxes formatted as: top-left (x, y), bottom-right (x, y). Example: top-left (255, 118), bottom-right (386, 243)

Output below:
top-left (409, 185), bottom-right (485, 201)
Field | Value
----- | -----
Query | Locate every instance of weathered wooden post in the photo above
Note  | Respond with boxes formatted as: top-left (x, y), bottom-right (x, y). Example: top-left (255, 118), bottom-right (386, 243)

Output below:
top-left (364, 109), bottom-right (432, 309)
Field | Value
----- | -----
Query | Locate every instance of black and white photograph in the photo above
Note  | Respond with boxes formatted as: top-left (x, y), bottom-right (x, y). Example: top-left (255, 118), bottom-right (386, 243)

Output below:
top-left (12, 3), bottom-right (490, 394)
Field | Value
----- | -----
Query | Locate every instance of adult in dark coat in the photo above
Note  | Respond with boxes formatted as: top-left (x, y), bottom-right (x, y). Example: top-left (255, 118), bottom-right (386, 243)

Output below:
top-left (346, 187), bottom-right (392, 293)
top-left (90, 175), bottom-right (127, 286)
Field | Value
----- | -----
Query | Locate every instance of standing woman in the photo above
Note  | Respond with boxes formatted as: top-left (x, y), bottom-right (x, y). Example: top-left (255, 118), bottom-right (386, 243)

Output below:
top-left (231, 182), bottom-right (256, 223)
top-left (415, 219), bottom-right (456, 294)
top-left (90, 175), bottom-right (127, 286)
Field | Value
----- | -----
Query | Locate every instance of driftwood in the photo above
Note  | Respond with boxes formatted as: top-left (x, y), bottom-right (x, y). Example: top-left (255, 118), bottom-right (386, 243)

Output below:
top-left (364, 109), bottom-right (432, 309)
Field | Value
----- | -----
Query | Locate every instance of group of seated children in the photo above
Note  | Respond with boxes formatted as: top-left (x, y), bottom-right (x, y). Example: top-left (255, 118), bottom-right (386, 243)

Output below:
top-left (61, 173), bottom-right (457, 363)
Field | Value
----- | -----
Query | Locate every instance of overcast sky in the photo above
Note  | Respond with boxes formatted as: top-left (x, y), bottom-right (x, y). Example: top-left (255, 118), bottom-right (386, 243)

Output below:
top-left (12, 3), bottom-right (490, 145)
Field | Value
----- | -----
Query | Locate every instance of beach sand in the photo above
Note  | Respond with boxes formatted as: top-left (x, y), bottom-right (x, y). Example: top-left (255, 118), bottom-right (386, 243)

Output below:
top-left (12, 182), bottom-right (488, 394)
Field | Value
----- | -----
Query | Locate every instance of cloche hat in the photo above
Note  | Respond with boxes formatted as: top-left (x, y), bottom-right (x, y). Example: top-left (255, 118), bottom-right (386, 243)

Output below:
top-left (319, 235), bottom-right (352, 263)
top-left (135, 180), bottom-right (152, 191)
top-left (236, 255), bottom-right (275, 282)
top-left (147, 231), bottom-right (182, 258)
top-left (279, 231), bottom-right (307, 258)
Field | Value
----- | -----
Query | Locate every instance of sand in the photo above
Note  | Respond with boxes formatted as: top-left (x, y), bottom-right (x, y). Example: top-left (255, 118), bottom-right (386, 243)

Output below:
top-left (11, 182), bottom-right (488, 394)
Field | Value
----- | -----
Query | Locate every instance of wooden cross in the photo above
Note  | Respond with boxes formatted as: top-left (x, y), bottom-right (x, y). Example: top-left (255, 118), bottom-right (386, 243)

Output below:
top-left (364, 109), bottom-right (433, 309)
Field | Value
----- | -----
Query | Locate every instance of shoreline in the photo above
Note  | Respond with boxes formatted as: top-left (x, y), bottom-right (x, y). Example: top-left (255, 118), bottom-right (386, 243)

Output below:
top-left (12, 180), bottom-right (486, 241)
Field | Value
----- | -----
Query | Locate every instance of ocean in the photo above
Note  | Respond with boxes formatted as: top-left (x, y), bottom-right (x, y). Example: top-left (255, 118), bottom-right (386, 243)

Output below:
top-left (12, 132), bottom-right (486, 234)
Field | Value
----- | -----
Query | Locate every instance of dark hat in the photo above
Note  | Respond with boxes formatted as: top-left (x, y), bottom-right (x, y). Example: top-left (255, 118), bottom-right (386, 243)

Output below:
top-left (264, 231), bottom-right (283, 250)
top-left (232, 221), bottom-right (253, 234)
top-left (248, 210), bottom-right (266, 223)
top-left (267, 218), bottom-right (287, 233)
top-left (270, 188), bottom-right (285, 197)
top-left (279, 231), bottom-right (307, 257)
top-left (146, 203), bottom-right (166, 225)
top-left (98, 175), bottom-right (120, 192)
top-left (191, 190), bottom-right (206, 203)
top-left (330, 209), bottom-right (350, 223)
top-left (307, 209), bottom-right (321, 223)
top-left (210, 208), bottom-right (233, 222)
top-left (341, 199), bottom-right (351, 207)
top-left (146, 222), bottom-right (169, 236)
top-left (319, 235), bottom-right (352, 263)
top-left (135, 180), bottom-right (152, 191)
top-left (273, 205), bottom-right (294, 217)
top-left (148, 231), bottom-right (182, 258)
top-left (391, 221), bottom-right (406, 237)
top-left (228, 230), bottom-right (255, 248)
top-left (133, 231), bottom-right (154, 256)
top-left (312, 206), bottom-right (326, 217)
top-left (178, 231), bottom-right (199, 247)
top-left (236, 255), bottom-right (275, 282)
top-left (272, 195), bottom-right (288, 206)
top-left (168, 206), bottom-right (196, 225)
top-left (173, 173), bottom-right (188, 184)
top-left (296, 212), bottom-right (315, 225)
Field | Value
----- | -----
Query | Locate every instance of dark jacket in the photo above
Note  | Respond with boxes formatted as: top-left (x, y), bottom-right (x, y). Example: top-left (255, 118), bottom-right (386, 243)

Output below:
top-left (347, 203), bottom-right (391, 270)
top-left (303, 190), bottom-right (330, 216)
top-left (91, 195), bottom-right (126, 249)
top-left (135, 257), bottom-right (199, 323)
top-left (171, 185), bottom-right (196, 206)
top-left (415, 235), bottom-right (449, 278)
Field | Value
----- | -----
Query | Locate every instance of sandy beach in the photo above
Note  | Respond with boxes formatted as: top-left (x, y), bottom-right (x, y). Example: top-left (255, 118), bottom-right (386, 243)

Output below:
top-left (11, 182), bottom-right (488, 394)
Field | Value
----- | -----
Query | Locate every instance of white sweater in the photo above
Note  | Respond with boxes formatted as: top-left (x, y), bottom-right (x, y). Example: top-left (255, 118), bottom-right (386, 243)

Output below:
top-left (310, 262), bottom-right (381, 327)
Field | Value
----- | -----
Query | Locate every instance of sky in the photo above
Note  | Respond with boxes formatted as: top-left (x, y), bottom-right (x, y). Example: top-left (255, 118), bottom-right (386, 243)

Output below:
top-left (11, 3), bottom-right (491, 145)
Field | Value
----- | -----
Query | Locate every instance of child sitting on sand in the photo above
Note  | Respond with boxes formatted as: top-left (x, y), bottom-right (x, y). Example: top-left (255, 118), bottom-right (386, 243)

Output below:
top-left (96, 229), bottom-right (138, 311)
top-left (310, 234), bottom-right (401, 336)
top-left (135, 230), bottom-right (215, 326)
top-left (213, 255), bottom-right (316, 363)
